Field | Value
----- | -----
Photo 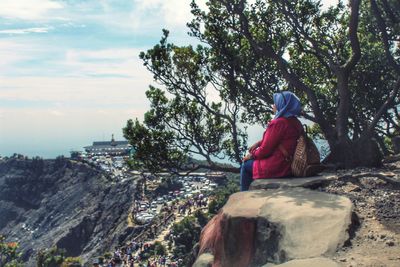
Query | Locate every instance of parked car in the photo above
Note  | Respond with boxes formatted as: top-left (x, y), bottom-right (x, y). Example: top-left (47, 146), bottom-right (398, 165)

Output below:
top-left (210, 183), bottom-right (218, 188)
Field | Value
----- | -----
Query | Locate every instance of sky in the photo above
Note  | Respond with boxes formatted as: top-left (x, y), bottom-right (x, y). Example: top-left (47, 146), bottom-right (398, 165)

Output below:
top-left (0, 0), bottom-right (337, 159)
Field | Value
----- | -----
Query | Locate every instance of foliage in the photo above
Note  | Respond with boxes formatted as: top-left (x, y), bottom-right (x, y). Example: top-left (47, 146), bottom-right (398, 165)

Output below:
top-left (153, 241), bottom-right (167, 256)
top-left (208, 179), bottom-right (239, 214)
top-left (123, 29), bottom-right (247, 173)
top-left (36, 247), bottom-right (65, 267)
top-left (125, 0), bottom-right (400, 170)
top-left (171, 216), bottom-right (201, 265)
top-left (193, 209), bottom-right (210, 228)
top-left (154, 177), bottom-right (182, 196)
top-left (103, 252), bottom-right (112, 260)
top-left (60, 257), bottom-right (82, 267)
top-left (97, 256), bottom-right (105, 264)
top-left (70, 151), bottom-right (80, 159)
top-left (0, 235), bottom-right (23, 267)
top-left (11, 154), bottom-right (27, 160)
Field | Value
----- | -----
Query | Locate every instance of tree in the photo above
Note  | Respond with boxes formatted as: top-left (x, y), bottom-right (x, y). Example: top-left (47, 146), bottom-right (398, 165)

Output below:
top-left (208, 179), bottom-right (239, 214)
top-left (123, 35), bottom-right (247, 173)
top-left (367, 0), bottom-right (400, 152)
top-left (124, 0), bottom-right (400, 170)
top-left (153, 241), bottom-right (167, 256)
top-left (36, 247), bottom-right (65, 267)
top-left (170, 216), bottom-right (202, 265)
top-left (154, 177), bottom-right (182, 196)
top-left (0, 235), bottom-right (23, 267)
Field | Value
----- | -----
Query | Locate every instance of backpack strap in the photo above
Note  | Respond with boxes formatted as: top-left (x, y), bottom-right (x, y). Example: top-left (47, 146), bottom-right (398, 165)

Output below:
top-left (278, 122), bottom-right (306, 162)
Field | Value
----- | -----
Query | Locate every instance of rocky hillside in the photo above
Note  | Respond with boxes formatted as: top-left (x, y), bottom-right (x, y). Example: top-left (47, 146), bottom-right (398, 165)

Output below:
top-left (0, 157), bottom-right (139, 266)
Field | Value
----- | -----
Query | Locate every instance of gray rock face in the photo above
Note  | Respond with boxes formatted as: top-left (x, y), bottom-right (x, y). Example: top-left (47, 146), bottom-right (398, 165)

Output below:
top-left (0, 158), bottom-right (139, 266)
top-left (197, 188), bottom-right (353, 267)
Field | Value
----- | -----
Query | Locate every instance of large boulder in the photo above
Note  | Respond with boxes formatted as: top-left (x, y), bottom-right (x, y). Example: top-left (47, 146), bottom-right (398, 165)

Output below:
top-left (197, 188), bottom-right (353, 267)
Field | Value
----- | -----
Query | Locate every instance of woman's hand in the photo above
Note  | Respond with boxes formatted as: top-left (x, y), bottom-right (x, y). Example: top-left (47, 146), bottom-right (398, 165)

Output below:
top-left (248, 141), bottom-right (261, 153)
top-left (242, 153), bottom-right (253, 162)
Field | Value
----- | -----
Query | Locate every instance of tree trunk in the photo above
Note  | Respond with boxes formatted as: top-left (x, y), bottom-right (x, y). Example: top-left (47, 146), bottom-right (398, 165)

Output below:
top-left (324, 136), bottom-right (383, 168)
top-left (391, 136), bottom-right (400, 154)
top-left (375, 134), bottom-right (391, 156)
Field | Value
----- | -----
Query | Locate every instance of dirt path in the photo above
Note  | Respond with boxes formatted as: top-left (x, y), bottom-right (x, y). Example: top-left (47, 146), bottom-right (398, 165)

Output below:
top-left (321, 166), bottom-right (400, 267)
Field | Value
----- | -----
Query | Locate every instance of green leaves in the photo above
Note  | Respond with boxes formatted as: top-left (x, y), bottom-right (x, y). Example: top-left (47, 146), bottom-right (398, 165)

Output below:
top-left (0, 235), bottom-right (23, 267)
top-left (125, 26), bottom-right (252, 173)
top-left (126, 0), bottom-right (400, 170)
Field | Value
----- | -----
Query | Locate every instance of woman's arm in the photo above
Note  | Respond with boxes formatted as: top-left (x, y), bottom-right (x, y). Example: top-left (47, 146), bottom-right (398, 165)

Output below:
top-left (248, 140), bottom-right (262, 153)
top-left (251, 121), bottom-right (285, 159)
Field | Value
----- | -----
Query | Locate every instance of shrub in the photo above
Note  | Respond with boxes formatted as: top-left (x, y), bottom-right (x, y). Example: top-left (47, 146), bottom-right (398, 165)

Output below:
top-left (36, 247), bottom-right (65, 267)
top-left (103, 252), bottom-right (112, 260)
top-left (60, 257), bottom-right (82, 267)
top-left (153, 241), bottom-right (166, 256)
top-left (0, 235), bottom-right (23, 267)
top-left (208, 179), bottom-right (239, 215)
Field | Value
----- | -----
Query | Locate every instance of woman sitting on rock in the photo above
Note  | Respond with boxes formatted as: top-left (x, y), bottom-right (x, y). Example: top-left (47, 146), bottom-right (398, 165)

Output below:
top-left (240, 91), bottom-right (303, 191)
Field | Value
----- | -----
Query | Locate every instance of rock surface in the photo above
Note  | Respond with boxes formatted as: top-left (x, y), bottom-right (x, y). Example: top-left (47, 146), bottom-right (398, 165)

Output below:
top-left (0, 157), bottom-right (140, 266)
top-left (321, 168), bottom-right (400, 266)
top-left (263, 257), bottom-right (341, 267)
top-left (197, 188), bottom-right (353, 267)
top-left (193, 253), bottom-right (214, 267)
top-left (249, 174), bottom-right (337, 190)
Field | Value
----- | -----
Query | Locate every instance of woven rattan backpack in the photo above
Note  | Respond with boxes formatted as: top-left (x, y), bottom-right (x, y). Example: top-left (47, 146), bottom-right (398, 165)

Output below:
top-left (279, 126), bottom-right (324, 177)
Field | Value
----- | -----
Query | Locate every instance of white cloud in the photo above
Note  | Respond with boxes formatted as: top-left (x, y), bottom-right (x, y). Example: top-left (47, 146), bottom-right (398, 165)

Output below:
top-left (0, 27), bottom-right (53, 35)
top-left (0, 0), bottom-right (63, 20)
top-left (0, 39), bottom-right (149, 79)
top-left (0, 76), bottom-right (151, 108)
top-left (128, 0), bottom-right (207, 31)
top-left (0, 40), bottom-right (42, 72)
top-left (63, 48), bottom-right (146, 78)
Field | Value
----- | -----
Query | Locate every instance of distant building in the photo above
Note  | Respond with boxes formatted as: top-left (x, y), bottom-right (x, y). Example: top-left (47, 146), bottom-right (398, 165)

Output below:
top-left (84, 134), bottom-right (132, 156)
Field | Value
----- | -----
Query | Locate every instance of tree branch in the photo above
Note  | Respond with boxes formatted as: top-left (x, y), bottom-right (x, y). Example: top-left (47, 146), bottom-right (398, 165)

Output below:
top-left (343, 0), bottom-right (361, 72)
top-left (367, 78), bottom-right (400, 133)
top-left (370, 0), bottom-right (400, 74)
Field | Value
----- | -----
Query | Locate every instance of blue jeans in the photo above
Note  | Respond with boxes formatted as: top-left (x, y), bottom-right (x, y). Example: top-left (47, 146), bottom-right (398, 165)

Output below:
top-left (240, 159), bottom-right (254, 191)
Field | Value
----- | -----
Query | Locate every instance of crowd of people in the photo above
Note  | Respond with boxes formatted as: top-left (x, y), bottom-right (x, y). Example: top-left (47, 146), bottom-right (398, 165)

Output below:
top-left (95, 241), bottom-right (172, 267)
top-left (94, 188), bottom-right (209, 267)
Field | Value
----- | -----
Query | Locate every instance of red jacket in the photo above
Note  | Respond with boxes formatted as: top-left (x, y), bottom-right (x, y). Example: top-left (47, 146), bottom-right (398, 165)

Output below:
top-left (251, 117), bottom-right (303, 179)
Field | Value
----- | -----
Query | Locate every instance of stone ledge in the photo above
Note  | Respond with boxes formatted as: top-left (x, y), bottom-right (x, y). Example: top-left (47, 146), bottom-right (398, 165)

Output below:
top-left (263, 257), bottom-right (341, 267)
top-left (249, 174), bottom-right (337, 190)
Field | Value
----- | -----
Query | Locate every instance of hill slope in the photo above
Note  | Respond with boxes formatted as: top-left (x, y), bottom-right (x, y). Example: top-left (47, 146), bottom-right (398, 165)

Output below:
top-left (0, 157), bottom-right (138, 266)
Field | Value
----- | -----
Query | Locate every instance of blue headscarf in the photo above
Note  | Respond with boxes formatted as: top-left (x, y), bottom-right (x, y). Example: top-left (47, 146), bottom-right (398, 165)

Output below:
top-left (273, 91), bottom-right (302, 119)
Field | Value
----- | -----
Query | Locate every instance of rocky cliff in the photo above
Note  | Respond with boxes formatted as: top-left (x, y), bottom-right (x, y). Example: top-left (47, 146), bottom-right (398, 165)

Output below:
top-left (0, 157), bottom-right (139, 266)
